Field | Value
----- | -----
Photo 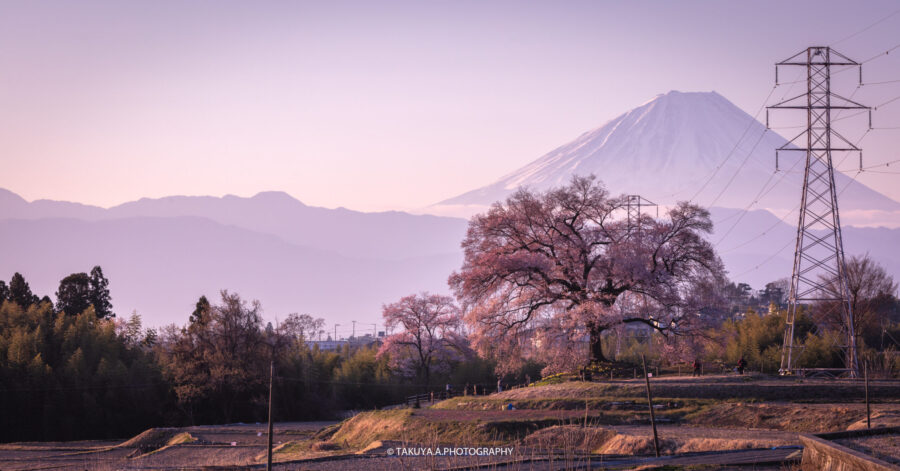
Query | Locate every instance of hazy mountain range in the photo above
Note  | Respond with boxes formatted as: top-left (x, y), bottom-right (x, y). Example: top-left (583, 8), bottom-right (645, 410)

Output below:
top-left (0, 189), bottom-right (466, 328)
top-left (2, 90), bottom-right (898, 326)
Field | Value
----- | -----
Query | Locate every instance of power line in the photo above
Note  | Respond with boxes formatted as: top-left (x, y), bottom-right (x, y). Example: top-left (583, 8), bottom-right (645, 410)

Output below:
top-left (707, 128), bottom-right (771, 208)
top-left (709, 79), bottom-right (840, 240)
top-left (830, 7), bottom-right (900, 46)
top-left (726, 128), bottom-right (869, 250)
top-left (861, 169), bottom-right (900, 175)
top-left (687, 86), bottom-right (778, 203)
top-left (863, 78), bottom-right (900, 86)
top-left (693, 70), bottom-right (811, 207)
top-left (859, 158), bottom-right (900, 170)
top-left (715, 158), bottom-right (805, 250)
top-left (720, 205), bottom-right (799, 255)
top-left (875, 94), bottom-right (900, 109)
top-left (862, 43), bottom-right (900, 64)
top-left (0, 383), bottom-right (160, 393)
top-left (730, 168), bottom-right (865, 280)
top-left (833, 109), bottom-right (868, 122)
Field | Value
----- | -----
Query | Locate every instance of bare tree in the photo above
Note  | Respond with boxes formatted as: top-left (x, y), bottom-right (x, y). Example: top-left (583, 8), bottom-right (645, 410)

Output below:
top-left (818, 254), bottom-right (898, 347)
top-left (159, 290), bottom-right (267, 423)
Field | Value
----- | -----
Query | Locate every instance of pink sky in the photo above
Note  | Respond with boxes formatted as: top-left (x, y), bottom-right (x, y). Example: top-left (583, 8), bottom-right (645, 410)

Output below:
top-left (1, 0), bottom-right (899, 212)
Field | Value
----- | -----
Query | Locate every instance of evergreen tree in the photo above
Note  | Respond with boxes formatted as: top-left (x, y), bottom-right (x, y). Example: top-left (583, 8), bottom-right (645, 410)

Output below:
top-left (189, 295), bottom-right (210, 325)
top-left (56, 273), bottom-right (92, 316)
top-left (9, 272), bottom-right (37, 307)
top-left (89, 266), bottom-right (113, 318)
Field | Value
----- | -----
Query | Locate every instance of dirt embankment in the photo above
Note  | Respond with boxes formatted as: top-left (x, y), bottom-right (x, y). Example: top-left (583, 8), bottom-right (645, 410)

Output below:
top-left (686, 403), bottom-right (900, 433)
top-left (489, 377), bottom-right (900, 402)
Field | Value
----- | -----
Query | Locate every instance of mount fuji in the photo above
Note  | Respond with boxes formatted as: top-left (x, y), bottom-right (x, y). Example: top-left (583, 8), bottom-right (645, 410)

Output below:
top-left (432, 90), bottom-right (900, 225)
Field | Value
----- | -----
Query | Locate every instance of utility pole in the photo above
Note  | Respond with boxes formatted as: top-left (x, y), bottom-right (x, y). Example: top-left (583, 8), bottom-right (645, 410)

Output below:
top-left (768, 47), bottom-right (870, 378)
top-left (352, 320), bottom-right (356, 339)
top-left (641, 355), bottom-right (660, 458)
top-left (266, 359), bottom-right (274, 470)
top-left (334, 323), bottom-right (339, 342)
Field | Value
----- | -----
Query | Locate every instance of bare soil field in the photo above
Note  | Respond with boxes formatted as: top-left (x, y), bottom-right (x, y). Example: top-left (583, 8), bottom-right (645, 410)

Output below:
top-left (2, 375), bottom-right (897, 470)
top-left (836, 433), bottom-right (900, 466)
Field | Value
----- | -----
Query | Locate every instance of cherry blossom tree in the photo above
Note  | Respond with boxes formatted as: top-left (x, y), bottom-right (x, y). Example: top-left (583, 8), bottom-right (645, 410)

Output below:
top-left (449, 176), bottom-right (725, 373)
top-left (377, 293), bottom-right (470, 385)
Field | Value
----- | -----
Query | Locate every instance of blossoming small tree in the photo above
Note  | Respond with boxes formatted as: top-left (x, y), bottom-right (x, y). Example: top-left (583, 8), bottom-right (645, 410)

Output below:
top-left (377, 293), bottom-right (470, 385)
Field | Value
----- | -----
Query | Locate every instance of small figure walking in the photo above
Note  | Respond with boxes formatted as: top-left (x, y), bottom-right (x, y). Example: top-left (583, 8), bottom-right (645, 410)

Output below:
top-left (497, 377), bottom-right (503, 393)
top-left (692, 358), bottom-right (702, 377)
top-left (737, 357), bottom-right (747, 375)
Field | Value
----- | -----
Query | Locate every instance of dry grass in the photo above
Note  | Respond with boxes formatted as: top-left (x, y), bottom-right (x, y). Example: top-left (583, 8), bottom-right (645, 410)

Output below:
top-left (261, 439), bottom-right (346, 463)
top-left (846, 410), bottom-right (900, 430)
top-left (330, 409), bottom-right (413, 448)
top-left (597, 434), bottom-right (786, 455)
top-left (165, 432), bottom-right (196, 446)
top-left (118, 427), bottom-right (183, 449)
top-left (521, 425), bottom-right (616, 452)
top-left (128, 432), bottom-right (198, 459)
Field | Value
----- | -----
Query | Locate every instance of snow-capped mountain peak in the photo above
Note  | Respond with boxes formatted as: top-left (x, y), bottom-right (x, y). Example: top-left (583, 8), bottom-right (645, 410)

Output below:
top-left (434, 90), bottom-right (899, 222)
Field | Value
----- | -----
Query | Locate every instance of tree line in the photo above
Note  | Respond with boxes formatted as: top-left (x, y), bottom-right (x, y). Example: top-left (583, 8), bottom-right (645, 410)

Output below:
top-left (0, 272), bottom-right (503, 443)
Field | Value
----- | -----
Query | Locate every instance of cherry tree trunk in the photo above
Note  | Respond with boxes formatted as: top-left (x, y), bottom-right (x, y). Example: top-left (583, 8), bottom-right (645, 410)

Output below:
top-left (589, 324), bottom-right (609, 364)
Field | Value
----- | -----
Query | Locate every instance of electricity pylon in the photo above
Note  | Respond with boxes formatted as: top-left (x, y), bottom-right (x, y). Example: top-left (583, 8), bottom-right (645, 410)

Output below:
top-left (767, 47), bottom-right (870, 378)
top-left (625, 195), bottom-right (657, 234)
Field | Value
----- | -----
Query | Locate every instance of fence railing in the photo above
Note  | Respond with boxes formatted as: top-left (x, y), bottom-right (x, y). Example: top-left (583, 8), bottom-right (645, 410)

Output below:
top-left (404, 383), bottom-right (515, 407)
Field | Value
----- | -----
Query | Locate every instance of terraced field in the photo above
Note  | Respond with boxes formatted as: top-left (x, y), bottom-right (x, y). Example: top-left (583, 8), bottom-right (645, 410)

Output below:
top-left (2, 374), bottom-right (899, 470)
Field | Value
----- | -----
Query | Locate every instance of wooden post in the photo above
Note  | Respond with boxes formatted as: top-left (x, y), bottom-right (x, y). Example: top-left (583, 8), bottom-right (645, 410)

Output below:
top-left (865, 360), bottom-right (871, 430)
top-left (266, 360), bottom-right (274, 471)
top-left (641, 354), bottom-right (661, 458)
top-left (430, 391), bottom-right (434, 404)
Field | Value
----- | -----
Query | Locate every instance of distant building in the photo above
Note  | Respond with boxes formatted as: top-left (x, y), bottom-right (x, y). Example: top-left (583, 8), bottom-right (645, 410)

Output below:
top-left (309, 340), bottom-right (347, 351)
top-left (309, 334), bottom-right (383, 351)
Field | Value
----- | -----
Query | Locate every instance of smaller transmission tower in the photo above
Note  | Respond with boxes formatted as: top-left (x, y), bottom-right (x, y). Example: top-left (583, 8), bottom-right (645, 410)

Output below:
top-left (625, 195), bottom-right (658, 234)
top-left (767, 47), bottom-right (870, 378)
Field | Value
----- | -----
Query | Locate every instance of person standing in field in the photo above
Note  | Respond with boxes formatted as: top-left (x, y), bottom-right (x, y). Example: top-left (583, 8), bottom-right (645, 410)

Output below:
top-left (692, 359), bottom-right (702, 377)
top-left (737, 357), bottom-right (747, 375)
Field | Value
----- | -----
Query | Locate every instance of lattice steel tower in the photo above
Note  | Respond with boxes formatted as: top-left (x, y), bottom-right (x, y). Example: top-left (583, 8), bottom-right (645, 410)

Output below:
top-left (767, 47), bottom-right (870, 377)
top-left (625, 195), bottom-right (657, 233)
